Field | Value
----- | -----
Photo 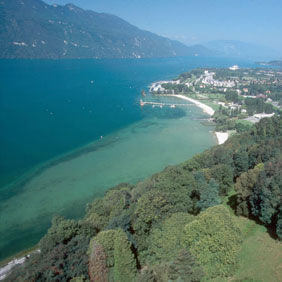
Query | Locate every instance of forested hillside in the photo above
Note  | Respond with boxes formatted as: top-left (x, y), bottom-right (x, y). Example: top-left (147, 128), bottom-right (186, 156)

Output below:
top-left (0, 0), bottom-right (213, 59)
top-left (5, 116), bottom-right (282, 281)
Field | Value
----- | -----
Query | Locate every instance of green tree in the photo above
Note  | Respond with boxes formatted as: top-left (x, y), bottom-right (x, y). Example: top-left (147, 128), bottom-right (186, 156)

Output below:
top-left (88, 240), bottom-right (108, 282)
top-left (250, 160), bottom-right (281, 226)
top-left (93, 230), bottom-right (119, 267)
top-left (233, 148), bottom-right (249, 177)
top-left (136, 268), bottom-right (157, 282)
top-left (113, 230), bottom-right (137, 282)
top-left (197, 178), bottom-right (221, 211)
top-left (206, 164), bottom-right (234, 195)
top-left (184, 205), bottom-right (242, 278)
top-left (91, 229), bottom-right (137, 281)
top-left (276, 207), bottom-right (282, 240)
top-left (147, 213), bottom-right (195, 263)
top-left (39, 216), bottom-right (80, 254)
top-left (133, 190), bottom-right (173, 235)
top-left (235, 164), bottom-right (263, 217)
top-left (168, 249), bottom-right (204, 282)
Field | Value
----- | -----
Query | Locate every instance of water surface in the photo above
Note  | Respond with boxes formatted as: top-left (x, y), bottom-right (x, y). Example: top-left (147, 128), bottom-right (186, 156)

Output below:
top-left (0, 57), bottom-right (255, 259)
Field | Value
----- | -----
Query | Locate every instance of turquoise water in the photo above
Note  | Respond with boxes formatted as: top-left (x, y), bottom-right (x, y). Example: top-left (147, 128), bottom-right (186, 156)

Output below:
top-left (0, 57), bottom-right (255, 259)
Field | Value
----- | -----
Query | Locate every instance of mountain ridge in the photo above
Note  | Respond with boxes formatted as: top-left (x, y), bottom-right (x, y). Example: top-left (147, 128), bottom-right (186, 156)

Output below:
top-left (204, 40), bottom-right (281, 60)
top-left (0, 0), bottom-right (214, 59)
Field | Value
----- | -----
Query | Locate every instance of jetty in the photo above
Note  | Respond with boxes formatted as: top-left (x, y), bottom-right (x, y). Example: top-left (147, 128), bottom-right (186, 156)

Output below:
top-left (139, 99), bottom-right (193, 108)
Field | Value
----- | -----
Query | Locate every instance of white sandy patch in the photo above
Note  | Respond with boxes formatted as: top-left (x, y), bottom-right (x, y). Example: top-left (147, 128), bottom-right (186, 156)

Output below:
top-left (0, 250), bottom-right (40, 280)
top-left (0, 257), bottom-right (27, 280)
top-left (215, 132), bottom-right (229, 145)
top-left (165, 95), bottom-right (215, 116)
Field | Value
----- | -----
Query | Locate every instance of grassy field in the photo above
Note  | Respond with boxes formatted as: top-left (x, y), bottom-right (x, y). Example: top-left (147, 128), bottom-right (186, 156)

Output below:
top-left (235, 119), bottom-right (253, 127)
top-left (231, 217), bottom-right (282, 282)
top-left (218, 192), bottom-right (282, 282)
top-left (185, 93), bottom-right (221, 111)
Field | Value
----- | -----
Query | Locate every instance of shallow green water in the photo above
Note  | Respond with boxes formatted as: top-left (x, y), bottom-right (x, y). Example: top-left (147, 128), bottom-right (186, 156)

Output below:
top-left (0, 101), bottom-right (215, 259)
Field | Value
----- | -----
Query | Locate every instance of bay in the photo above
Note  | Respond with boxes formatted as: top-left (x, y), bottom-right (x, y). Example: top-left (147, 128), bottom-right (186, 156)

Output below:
top-left (0, 56), bottom-right (255, 260)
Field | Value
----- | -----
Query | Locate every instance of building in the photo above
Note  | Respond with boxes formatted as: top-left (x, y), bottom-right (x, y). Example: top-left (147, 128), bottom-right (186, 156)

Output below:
top-left (229, 65), bottom-right (239, 71)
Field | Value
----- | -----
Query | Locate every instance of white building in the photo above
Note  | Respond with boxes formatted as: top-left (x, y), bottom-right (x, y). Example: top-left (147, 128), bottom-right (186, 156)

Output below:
top-left (229, 65), bottom-right (239, 71)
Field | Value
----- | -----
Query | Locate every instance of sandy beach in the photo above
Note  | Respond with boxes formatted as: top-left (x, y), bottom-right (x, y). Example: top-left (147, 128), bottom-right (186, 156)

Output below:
top-left (215, 131), bottom-right (229, 145)
top-left (160, 94), bottom-right (230, 145)
top-left (165, 94), bottom-right (215, 116)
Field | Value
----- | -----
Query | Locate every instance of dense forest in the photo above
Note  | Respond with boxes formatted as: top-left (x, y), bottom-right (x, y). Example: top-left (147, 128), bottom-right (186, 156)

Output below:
top-left (5, 116), bottom-right (282, 281)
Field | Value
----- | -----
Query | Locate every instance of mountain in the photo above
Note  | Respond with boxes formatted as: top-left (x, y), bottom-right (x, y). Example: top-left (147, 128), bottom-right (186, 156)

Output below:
top-left (0, 0), bottom-right (213, 59)
top-left (204, 40), bottom-right (281, 60)
top-left (257, 60), bottom-right (282, 67)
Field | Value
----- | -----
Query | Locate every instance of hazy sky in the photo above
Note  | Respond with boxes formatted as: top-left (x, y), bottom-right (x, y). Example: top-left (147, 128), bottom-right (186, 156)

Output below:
top-left (44, 0), bottom-right (282, 51)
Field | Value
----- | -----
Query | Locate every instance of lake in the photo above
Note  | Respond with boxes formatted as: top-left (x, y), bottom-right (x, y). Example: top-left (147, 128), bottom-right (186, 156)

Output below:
top-left (0, 56), bottom-right (255, 259)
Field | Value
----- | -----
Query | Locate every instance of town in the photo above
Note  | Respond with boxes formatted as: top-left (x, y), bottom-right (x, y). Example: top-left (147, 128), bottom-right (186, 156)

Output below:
top-left (146, 66), bottom-right (282, 133)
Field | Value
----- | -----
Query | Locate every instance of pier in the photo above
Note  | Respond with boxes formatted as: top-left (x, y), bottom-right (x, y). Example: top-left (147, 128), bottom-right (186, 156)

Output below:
top-left (140, 99), bottom-right (193, 108)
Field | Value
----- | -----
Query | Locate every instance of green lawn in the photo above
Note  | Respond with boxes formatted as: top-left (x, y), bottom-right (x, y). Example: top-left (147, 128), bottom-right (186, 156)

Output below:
top-left (235, 119), bottom-right (253, 127)
top-left (231, 218), bottom-right (282, 282)
top-left (208, 217), bottom-right (282, 282)
top-left (217, 192), bottom-right (282, 282)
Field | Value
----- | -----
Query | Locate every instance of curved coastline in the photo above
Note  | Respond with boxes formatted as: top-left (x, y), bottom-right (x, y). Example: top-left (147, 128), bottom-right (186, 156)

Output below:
top-left (158, 94), bottom-right (231, 145)
top-left (157, 94), bottom-right (229, 145)
top-left (167, 94), bottom-right (215, 116)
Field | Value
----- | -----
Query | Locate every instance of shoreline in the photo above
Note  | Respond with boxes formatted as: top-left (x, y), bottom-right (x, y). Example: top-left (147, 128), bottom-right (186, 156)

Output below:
top-left (161, 94), bottom-right (215, 116)
top-left (215, 131), bottom-right (229, 145)
top-left (157, 94), bottom-right (229, 145)
top-left (0, 250), bottom-right (40, 280)
top-left (0, 109), bottom-right (216, 265)
top-left (0, 94), bottom-right (223, 277)
top-left (0, 257), bottom-right (27, 280)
